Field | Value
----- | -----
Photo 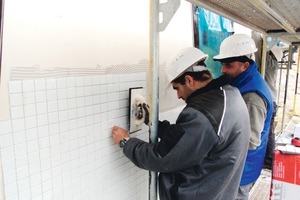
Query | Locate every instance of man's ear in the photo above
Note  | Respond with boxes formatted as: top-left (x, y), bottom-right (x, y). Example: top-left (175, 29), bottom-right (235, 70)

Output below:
top-left (242, 62), bottom-right (250, 71)
top-left (184, 75), bottom-right (194, 86)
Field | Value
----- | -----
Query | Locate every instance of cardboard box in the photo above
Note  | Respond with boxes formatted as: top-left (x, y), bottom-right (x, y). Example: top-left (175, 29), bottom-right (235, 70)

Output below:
top-left (270, 150), bottom-right (300, 200)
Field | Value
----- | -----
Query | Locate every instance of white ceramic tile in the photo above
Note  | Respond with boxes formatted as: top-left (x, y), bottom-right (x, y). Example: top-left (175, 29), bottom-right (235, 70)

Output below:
top-left (4, 181), bottom-right (18, 197)
top-left (2, 159), bottom-right (16, 173)
top-left (100, 112), bottom-right (108, 122)
top-left (84, 76), bottom-right (93, 86)
top-left (12, 118), bottom-right (25, 132)
top-left (100, 85), bottom-right (107, 94)
top-left (75, 76), bottom-right (84, 87)
top-left (119, 82), bottom-right (126, 91)
top-left (18, 177), bottom-right (30, 191)
top-left (85, 105), bottom-right (93, 116)
top-left (27, 140), bottom-right (40, 157)
top-left (1, 146), bottom-right (15, 161)
top-left (31, 194), bottom-right (42, 200)
top-left (25, 116), bottom-right (37, 129)
top-left (57, 99), bottom-right (67, 111)
top-left (38, 126), bottom-right (49, 138)
top-left (67, 98), bottom-right (76, 109)
top-left (17, 166), bottom-right (29, 180)
top-left (28, 163), bottom-right (41, 177)
top-left (68, 119), bottom-right (78, 131)
top-left (35, 91), bottom-right (47, 103)
top-left (100, 94), bottom-right (107, 103)
top-left (48, 112), bottom-right (59, 124)
top-left (35, 79), bottom-right (46, 91)
top-left (39, 136), bottom-right (50, 150)
top-left (30, 183), bottom-right (42, 198)
top-left (30, 173), bottom-right (42, 186)
top-left (93, 105), bottom-right (101, 116)
top-left (14, 142), bottom-right (27, 157)
top-left (0, 133), bottom-right (13, 148)
top-left (92, 95), bottom-right (101, 105)
top-left (106, 75), bottom-right (114, 84)
top-left (9, 81), bottom-right (22, 93)
top-left (84, 86), bottom-right (93, 96)
top-left (57, 78), bottom-right (67, 89)
top-left (47, 90), bottom-right (57, 101)
top-left (53, 186), bottom-right (63, 200)
top-left (24, 104), bottom-right (36, 117)
top-left (43, 189), bottom-right (54, 200)
top-left (22, 80), bottom-right (35, 92)
top-left (76, 108), bottom-right (85, 118)
top-left (52, 165), bottom-right (62, 178)
top-left (59, 121), bottom-right (69, 132)
top-left (106, 83), bottom-right (114, 93)
top-left (46, 79), bottom-right (57, 90)
top-left (84, 96), bottom-right (93, 106)
top-left (99, 75), bottom-right (107, 85)
top-left (41, 167), bottom-right (52, 181)
top-left (75, 87), bottom-right (84, 98)
top-left (37, 114), bottom-right (48, 127)
top-left (56, 77), bottom-right (67, 89)
top-left (86, 115), bottom-right (94, 126)
top-left (13, 130), bottom-right (26, 144)
top-left (50, 134), bottom-right (60, 146)
top-left (67, 87), bottom-right (76, 98)
top-left (27, 150), bottom-right (40, 165)
top-left (23, 92), bottom-right (35, 104)
top-left (0, 120), bottom-right (12, 135)
top-left (5, 194), bottom-right (18, 200)
top-left (67, 77), bottom-right (76, 88)
top-left (40, 148), bottom-right (51, 161)
top-left (58, 111), bottom-right (68, 121)
top-left (57, 88), bottom-right (67, 100)
top-left (9, 93), bottom-right (23, 106)
top-left (36, 102), bottom-right (48, 114)
top-left (49, 123), bottom-right (59, 135)
top-left (3, 170), bottom-right (17, 185)
top-left (92, 76), bottom-right (100, 85)
top-left (26, 128), bottom-right (38, 142)
top-left (47, 101), bottom-right (58, 113)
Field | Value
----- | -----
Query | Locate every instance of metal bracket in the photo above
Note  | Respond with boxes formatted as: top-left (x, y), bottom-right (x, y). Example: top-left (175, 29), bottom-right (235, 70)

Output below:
top-left (159, 0), bottom-right (181, 31)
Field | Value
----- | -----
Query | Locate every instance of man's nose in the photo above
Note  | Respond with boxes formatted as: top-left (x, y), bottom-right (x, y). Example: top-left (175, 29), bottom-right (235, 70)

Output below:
top-left (221, 66), bottom-right (227, 73)
top-left (177, 92), bottom-right (181, 99)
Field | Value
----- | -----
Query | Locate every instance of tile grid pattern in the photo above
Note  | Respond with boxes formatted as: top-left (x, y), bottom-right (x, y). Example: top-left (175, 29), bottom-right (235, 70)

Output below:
top-left (0, 73), bottom-right (149, 200)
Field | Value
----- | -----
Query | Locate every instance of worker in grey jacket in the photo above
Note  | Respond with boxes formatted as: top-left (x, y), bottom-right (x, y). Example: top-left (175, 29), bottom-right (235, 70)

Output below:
top-left (112, 47), bottom-right (251, 200)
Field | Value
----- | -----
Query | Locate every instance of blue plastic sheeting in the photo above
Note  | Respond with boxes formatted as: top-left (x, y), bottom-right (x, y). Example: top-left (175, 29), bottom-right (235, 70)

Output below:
top-left (196, 7), bottom-right (233, 78)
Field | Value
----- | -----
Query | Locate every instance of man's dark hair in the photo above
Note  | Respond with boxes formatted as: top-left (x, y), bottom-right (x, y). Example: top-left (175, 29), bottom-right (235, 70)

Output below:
top-left (173, 70), bottom-right (212, 85)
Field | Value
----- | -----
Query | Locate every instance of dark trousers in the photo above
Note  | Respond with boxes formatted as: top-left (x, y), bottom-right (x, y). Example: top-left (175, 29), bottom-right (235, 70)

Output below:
top-left (264, 102), bottom-right (277, 169)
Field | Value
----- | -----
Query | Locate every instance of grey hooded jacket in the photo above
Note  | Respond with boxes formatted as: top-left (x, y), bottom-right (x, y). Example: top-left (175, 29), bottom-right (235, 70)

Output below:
top-left (123, 78), bottom-right (250, 200)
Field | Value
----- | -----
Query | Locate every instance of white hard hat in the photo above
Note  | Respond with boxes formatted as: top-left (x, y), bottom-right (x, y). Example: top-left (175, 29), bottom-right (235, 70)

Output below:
top-left (165, 47), bottom-right (208, 87)
top-left (213, 34), bottom-right (258, 61)
top-left (270, 45), bottom-right (283, 61)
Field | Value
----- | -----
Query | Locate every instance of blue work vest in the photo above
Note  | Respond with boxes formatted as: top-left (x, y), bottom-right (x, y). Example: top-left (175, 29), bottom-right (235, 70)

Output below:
top-left (231, 62), bottom-right (273, 186)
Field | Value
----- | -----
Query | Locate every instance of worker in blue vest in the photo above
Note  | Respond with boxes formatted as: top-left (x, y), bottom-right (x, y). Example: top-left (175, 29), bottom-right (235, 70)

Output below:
top-left (214, 34), bottom-right (273, 200)
top-left (263, 45), bottom-right (283, 169)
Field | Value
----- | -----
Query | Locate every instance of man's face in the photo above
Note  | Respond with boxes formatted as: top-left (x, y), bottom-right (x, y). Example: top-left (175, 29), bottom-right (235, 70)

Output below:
top-left (172, 82), bottom-right (193, 102)
top-left (221, 61), bottom-right (248, 79)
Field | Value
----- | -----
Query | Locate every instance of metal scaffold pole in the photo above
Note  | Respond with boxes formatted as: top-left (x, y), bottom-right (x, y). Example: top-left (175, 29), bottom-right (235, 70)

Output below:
top-left (149, 0), bottom-right (180, 199)
top-left (149, 0), bottom-right (159, 199)
top-left (281, 45), bottom-right (293, 131)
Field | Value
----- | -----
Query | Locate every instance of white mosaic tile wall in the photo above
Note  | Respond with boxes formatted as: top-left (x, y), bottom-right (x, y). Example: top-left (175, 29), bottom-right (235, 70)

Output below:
top-left (0, 73), bottom-right (149, 200)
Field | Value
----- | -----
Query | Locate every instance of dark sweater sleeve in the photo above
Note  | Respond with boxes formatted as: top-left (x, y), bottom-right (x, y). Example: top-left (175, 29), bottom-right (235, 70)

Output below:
top-left (123, 107), bottom-right (219, 172)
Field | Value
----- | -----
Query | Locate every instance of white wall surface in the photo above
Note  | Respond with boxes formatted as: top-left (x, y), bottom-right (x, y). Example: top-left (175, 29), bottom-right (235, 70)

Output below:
top-left (0, 0), bottom-right (193, 120)
top-left (0, 0), bottom-right (193, 199)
